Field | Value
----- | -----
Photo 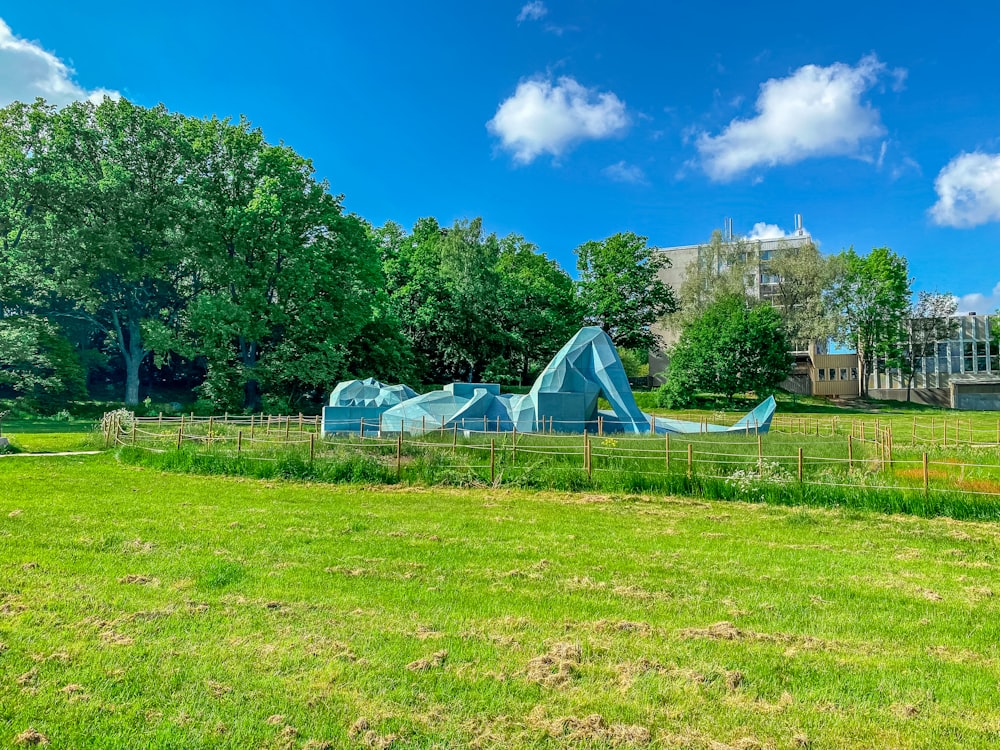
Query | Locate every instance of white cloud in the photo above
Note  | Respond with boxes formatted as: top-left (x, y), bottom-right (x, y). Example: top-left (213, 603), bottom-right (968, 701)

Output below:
top-left (955, 281), bottom-right (1000, 314)
top-left (517, 1), bottom-right (547, 22)
top-left (0, 17), bottom-right (118, 106)
top-left (747, 222), bottom-right (786, 240)
top-left (603, 161), bottom-right (647, 185)
top-left (929, 152), bottom-right (1000, 228)
top-left (487, 75), bottom-right (628, 164)
top-left (696, 55), bottom-right (890, 181)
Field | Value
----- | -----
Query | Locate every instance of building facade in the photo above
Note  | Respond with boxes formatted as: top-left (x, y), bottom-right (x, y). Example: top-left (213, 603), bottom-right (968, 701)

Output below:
top-left (649, 217), bottom-right (817, 381)
top-left (869, 312), bottom-right (999, 408)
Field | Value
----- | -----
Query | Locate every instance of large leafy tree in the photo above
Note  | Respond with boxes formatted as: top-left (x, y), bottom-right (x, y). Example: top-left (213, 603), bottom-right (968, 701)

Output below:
top-left (184, 116), bottom-right (381, 410)
top-left (662, 295), bottom-right (791, 407)
top-left (576, 232), bottom-right (676, 349)
top-left (828, 247), bottom-right (911, 397)
top-left (0, 100), bottom-right (53, 313)
top-left (766, 241), bottom-right (842, 347)
top-left (37, 97), bottom-right (194, 405)
top-left (495, 235), bottom-right (581, 384)
top-left (676, 231), bottom-right (839, 348)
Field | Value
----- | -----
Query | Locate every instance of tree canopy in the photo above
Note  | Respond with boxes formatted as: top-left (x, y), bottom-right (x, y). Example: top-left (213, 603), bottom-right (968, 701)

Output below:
top-left (576, 232), bottom-right (676, 350)
top-left (660, 295), bottom-right (792, 408)
top-left (828, 247), bottom-right (912, 397)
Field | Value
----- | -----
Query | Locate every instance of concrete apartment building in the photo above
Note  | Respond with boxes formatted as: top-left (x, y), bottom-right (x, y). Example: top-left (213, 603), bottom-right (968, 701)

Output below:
top-left (648, 220), bottom-right (1000, 410)
top-left (649, 216), bottom-right (823, 393)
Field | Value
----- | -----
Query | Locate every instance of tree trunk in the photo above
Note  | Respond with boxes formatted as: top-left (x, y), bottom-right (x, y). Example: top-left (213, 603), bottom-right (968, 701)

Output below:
top-left (121, 317), bottom-right (147, 406)
top-left (124, 356), bottom-right (142, 405)
top-left (241, 339), bottom-right (261, 412)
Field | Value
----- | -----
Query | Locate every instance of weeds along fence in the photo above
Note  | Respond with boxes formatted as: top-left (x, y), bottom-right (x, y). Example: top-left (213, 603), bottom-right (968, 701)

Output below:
top-left (108, 412), bottom-right (1000, 520)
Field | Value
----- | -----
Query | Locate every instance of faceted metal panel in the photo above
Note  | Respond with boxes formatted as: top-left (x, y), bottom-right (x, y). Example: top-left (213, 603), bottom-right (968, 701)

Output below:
top-left (327, 327), bottom-right (776, 435)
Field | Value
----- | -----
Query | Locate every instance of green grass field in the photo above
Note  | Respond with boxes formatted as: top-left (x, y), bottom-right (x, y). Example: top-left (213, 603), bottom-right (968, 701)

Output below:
top-left (3, 454), bottom-right (1000, 748)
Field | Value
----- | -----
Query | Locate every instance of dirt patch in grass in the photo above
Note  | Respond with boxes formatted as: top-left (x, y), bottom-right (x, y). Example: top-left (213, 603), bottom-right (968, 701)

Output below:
top-left (617, 658), bottom-right (744, 692)
top-left (528, 707), bottom-right (650, 745)
top-left (118, 574), bottom-right (159, 586)
top-left (16, 669), bottom-right (38, 688)
top-left (595, 619), bottom-right (652, 634)
top-left (99, 629), bottom-right (134, 646)
top-left (681, 621), bottom-right (744, 640)
top-left (349, 718), bottom-right (397, 749)
top-left (415, 625), bottom-right (443, 640)
top-left (525, 642), bottom-right (582, 687)
top-left (13, 729), bottom-right (49, 746)
top-left (407, 649), bottom-right (448, 671)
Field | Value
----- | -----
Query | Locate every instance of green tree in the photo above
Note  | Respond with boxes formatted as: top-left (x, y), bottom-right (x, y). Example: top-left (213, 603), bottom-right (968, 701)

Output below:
top-left (676, 230), bottom-right (755, 325)
top-left (662, 295), bottom-right (792, 407)
top-left (767, 241), bottom-right (842, 347)
top-left (0, 100), bottom-right (53, 313)
top-left (0, 316), bottom-right (87, 412)
top-left (37, 98), bottom-right (193, 405)
top-left (576, 232), bottom-right (676, 349)
top-left (184, 116), bottom-right (381, 410)
top-left (496, 235), bottom-right (582, 384)
top-left (828, 247), bottom-right (912, 397)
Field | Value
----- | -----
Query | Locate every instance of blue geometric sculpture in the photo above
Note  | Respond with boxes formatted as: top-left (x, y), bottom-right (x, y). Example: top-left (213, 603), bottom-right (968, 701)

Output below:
top-left (322, 377), bottom-right (417, 435)
top-left (330, 327), bottom-right (776, 436)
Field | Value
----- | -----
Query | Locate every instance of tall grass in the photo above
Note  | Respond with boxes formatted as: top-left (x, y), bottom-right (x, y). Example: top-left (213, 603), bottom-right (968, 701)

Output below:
top-left (116, 424), bottom-right (1000, 521)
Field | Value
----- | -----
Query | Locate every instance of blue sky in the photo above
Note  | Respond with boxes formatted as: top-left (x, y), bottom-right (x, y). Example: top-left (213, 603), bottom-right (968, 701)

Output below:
top-left (3, 1), bottom-right (1000, 311)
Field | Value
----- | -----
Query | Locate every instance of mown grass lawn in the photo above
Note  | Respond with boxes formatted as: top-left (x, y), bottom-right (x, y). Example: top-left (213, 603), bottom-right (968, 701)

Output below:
top-left (2, 455), bottom-right (1000, 749)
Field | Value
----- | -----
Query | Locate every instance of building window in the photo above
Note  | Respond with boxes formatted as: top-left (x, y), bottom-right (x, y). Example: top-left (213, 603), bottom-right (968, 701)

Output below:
top-left (840, 368), bottom-right (848, 381)
top-left (829, 368), bottom-right (837, 380)
top-left (977, 342), bottom-right (987, 371)
top-left (850, 367), bottom-right (858, 380)
top-left (817, 368), bottom-right (825, 381)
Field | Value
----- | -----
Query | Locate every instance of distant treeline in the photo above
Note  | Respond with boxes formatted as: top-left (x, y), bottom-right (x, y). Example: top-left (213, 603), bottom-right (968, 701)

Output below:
top-left (0, 98), bottom-right (673, 413)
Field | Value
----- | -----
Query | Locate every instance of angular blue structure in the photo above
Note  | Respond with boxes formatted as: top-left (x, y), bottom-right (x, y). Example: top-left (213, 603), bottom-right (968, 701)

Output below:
top-left (322, 377), bottom-right (417, 435)
top-left (332, 326), bottom-right (776, 436)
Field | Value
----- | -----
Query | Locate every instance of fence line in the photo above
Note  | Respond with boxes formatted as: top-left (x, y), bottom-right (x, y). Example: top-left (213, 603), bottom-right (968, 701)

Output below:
top-left (109, 412), bottom-right (1000, 501)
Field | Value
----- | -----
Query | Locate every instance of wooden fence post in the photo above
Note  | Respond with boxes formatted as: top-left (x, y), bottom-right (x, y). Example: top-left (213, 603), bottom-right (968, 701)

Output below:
top-left (587, 433), bottom-right (592, 479)
top-left (583, 430), bottom-right (589, 475)
top-left (131, 423), bottom-right (136, 446)
top-left (158, 412), bottom-right (163, 427)
top-left (848, 435), bottom-right (854, 471)
top-left (757, 433), bottom-right (763, 473)
top-left (490, 439), bottom-right (496, 484)
top-left (797, 447), bottom-right (803, 483)
top-left (298, 413), bottom-right (303, 432)
top-left (396, 432), bottom-right (402, 479)
top-left (923, 452), bottom-right (929, 496)
top-left (310, 433), bottom-right (315, 464)
top-left (208, 416), bottom-right (214, 443)
top-left (665, 433), bottom-right (670, 470)
top-left (453, 423), bottom-right (458, 454)
top-left (237, 430), bottom-right (243, 457)
top-left (512, 426), bottom-right (517, 463)
top-left (687, 443), bottom-right (693, 477)
top-left (284, 417), bottom-right (290, 442)
top-left (177, 426), bottom-right (183, 450)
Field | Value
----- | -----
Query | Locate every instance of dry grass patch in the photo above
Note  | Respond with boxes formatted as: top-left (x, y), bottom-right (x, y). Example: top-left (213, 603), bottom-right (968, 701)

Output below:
top-left (407, 649), bottom-right (448, 671)
top-left (528, 707), bottom-right (651, 746)
top-left (524, 642), bottom-right (582, 687)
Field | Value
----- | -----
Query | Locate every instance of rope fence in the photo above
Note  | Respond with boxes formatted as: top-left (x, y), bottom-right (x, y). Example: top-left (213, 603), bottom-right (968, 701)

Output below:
top-left (103, 409), bottom-right (1000, 502)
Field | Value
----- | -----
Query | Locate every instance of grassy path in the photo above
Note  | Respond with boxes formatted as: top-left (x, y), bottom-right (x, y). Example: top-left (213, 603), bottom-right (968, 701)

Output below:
top-left (1, 456), bottom-right (999, 748)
